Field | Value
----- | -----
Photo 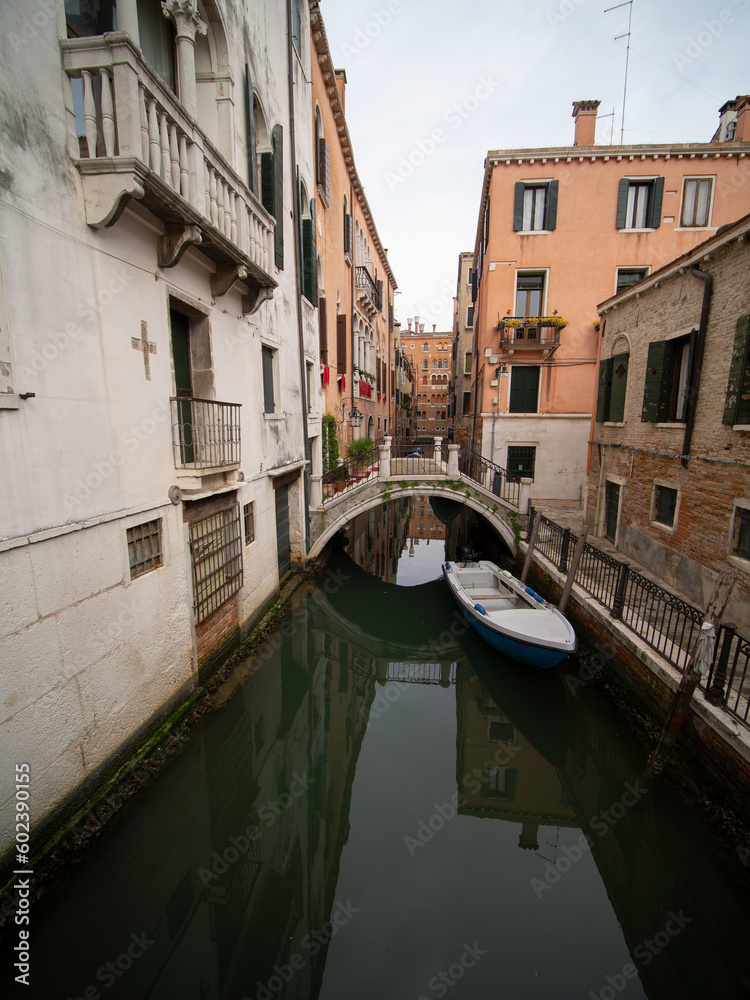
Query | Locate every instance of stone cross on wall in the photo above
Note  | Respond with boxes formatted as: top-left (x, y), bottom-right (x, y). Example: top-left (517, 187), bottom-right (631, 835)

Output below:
top-left (131, 321), bottom-right (156, 380)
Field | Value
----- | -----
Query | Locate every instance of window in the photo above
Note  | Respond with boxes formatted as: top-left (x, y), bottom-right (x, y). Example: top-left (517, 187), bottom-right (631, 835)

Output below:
top-left (616, 177), bottom-right (664, 230)
top-left (462, 391), bottom-right (471, 415)
top-left (243, 502), bottom-right (255, 545)
top-left (731, 505), bottom-right (750, 561)
top-left (306, 361), bottom-right (313, 413)
top-left (136, 0), bottom-right (176, 92)
top-left (260, 124), bottom-right (284, 268)
top-left (343, 200), bottom-right (353, 260)
top-left (480, 765), bottom-right (517, 801)
top-left (315, 109), bottom-right (330, 207)
top-left (262, 345), bottom-right (277, 414)
top-left (513, 181), bottom-right (559, 232)
top-left (616, 268), bottom-right (649, 295)
top-left (423, 360), bottom-right (428, 370)
top-left (127, 519), bottom-right (163, 579)
top-left (722, 316), bottom-right (750, 426)
top-left (596, 353), bottom-right (629, 422)
top-left (604, 481), bottom-right (621, 543)
top-left (507, 446), bottom-right (536, 482)
top-left (66, 0), bottom-right (116, 36)
top-left (653, 485), bottom-right (678, 528)
top-left (509, 366), bottom-right (540, 413)
top-left (681, 177), bottom-right (713, 228)
top-left (291, 0), bottom-right (302, 57)
top-left (488, 716), bottom-right (515, 743)
top-left (301, 194), bottom-right (318, 304)
top-left (423, 343), bottom-right (429, 352)
top-left (515, 272), bottom-right (545, 317)
top-left (464, 351), bottom-right (472, 375)
top-left (189, 505), bottom-right (243, 624)
top-left (642, 334), bottom-right (694, 423)
top-left (467, 267), bottom-right (474, 286)
top-left (466, 305), bottom-right (474, 327)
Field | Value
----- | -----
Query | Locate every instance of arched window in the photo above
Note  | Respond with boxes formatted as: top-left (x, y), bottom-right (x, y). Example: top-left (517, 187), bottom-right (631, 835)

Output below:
top-left (315, 106), bottom-right (329, 205)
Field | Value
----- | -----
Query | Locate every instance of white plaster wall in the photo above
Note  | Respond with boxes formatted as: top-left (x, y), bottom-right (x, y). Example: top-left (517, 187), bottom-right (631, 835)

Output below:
top-left (483, 413), bottom-right (591, 503)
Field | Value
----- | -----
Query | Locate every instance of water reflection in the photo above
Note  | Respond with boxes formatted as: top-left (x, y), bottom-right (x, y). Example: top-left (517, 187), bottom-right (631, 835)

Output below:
top-left (4, 499), bottom-right (749, 999)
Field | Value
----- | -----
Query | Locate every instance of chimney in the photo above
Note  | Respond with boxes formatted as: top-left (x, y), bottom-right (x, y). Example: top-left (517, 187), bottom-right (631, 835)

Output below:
top-left (432, 324), bottom-right (436, 333)
top-left (572, 100), bottom-right (601, 146)
top-left (735, 95), bottom-right (750, 142)
top-left (335, 69), bottom-right (347, 114)
top-left (414, 314), bottom-right (420, 329)
top-left (419, 323), bottom-right (425, 334)
top-left (407, 318), bottom-right (412, 331)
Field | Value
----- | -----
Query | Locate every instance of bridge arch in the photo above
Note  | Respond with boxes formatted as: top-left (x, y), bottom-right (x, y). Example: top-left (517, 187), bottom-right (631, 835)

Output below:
top-left (308, 484), bottom-right (518, 560)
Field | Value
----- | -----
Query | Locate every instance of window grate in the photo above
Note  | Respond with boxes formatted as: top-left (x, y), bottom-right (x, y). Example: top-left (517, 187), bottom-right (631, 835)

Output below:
top-left (189, 505), bottom-right (243, 623)
top-left (127, 519), bottom-right (163, 579)
top-left (244, 501), bottom-right (255, 545)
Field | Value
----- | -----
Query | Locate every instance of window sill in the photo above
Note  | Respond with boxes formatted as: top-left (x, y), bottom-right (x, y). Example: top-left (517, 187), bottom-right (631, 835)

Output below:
top-left (603, 421), bottom-right (625, 427)
top-left (650, 519), bottom-right (676, 534)
top-left (618, 227), bottom-right (656, 234)
top-left (515, 229), bottom-right (553, 235)
top-left (732, 424), bottom-right (750, 432)
top-left (0, 393), bottom-right (20, 410)
top-left (727, 554), bottom-right (750, 574)
top-left (673, 225), bottom-right (714, 233)
top-left (654, 422), bottom-right (686, 429)
top-left (264, 412), bottom-right (285, 421)
top-left (316, 186), bottom-right (329, 210)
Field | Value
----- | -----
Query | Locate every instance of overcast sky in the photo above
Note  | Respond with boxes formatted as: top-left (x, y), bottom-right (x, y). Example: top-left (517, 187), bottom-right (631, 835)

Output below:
top-left (319, 0), bottom-right (749, 330)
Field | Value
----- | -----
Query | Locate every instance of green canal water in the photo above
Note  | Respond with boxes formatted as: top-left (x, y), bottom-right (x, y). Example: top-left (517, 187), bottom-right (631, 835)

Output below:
top-left (4, 497), bottom-right (750, 999)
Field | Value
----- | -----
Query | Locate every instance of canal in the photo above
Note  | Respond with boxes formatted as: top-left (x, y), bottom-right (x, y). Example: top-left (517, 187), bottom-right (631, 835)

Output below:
top-left (4, 496), bottom-right (750, 1000)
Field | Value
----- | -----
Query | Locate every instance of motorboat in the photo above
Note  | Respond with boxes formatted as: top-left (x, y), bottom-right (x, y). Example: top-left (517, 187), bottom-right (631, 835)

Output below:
top-left (442, 558), bottom-right (577, 668)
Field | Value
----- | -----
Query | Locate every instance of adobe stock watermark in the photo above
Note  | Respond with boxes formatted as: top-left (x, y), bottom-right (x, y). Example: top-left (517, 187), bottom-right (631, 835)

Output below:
top-left (385, 76), bottom-right (500, 191)
top-left (547, 0), bottom-right (589, 30)
top-left (61, 399), bottom-right (170, 513)
top-left (416, 942), bottom-right (486, 999)
top-left (199, 771), bottom-right (315, 887)
top-left (63, 931), bottom-right (155, 999)
top-left (15, 270), bottom-right (134, 382)
top-left (673, 1), bottom-right (748, 71)
top-left (339, 1), bottom-right (403, 59)
top-left (531, 780), bottom-right (647, 898)
top-left (241, 899), bottom-right (360, 1000)
top-left (7, 0), bottom-right (57, 52)
top-left (587, 910), bottom-right (692, 999)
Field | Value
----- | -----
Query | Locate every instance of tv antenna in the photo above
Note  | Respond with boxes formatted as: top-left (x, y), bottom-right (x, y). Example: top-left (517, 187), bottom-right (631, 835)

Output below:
top-left (604, 0), bottom-right (633, 144)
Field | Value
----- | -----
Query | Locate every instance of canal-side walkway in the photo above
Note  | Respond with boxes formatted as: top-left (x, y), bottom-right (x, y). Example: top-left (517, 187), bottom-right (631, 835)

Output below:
top-left (521, 527), bottom-right (750, 825)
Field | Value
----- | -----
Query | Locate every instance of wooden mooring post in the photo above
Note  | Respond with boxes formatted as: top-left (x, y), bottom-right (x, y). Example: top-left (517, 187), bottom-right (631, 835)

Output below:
top-left (520, 508), bottom-right (541, 585)
top-left (559, 526), bottom-right (588, 614)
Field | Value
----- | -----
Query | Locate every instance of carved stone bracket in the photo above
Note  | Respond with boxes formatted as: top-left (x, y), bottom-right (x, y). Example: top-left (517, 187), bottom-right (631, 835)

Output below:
top-left (211, 264), bottom-right (248, 299)
top-left (157, 224), bottom-right (202, 268)
top-left (242, 286), bottom-right (275, 315)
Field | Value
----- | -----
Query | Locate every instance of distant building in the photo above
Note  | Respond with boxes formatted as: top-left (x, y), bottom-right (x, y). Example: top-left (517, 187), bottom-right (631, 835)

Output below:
top-left (471, 96), bottom-right (750, 513)
top-left (453, 251), bottom-right (475, 448)
top-left (393, 321), bottom-right (416, 438)
top-left (589, 214), bottom-right (750, 628)
top-left (408, 319), bottom-right (453, 438)
top-left (310, 2), bottom-right (397, 450)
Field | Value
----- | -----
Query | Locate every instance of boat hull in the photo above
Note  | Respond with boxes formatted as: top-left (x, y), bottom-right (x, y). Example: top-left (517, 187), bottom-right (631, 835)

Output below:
top-left (457, 604), bottom-right (568, 669)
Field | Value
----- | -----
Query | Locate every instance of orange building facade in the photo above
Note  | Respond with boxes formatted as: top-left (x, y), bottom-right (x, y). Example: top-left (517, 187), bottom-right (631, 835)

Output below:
top-left (471, 96), bottom-right (750, 511)
top-left (406, 319), bottom-right (453, 438)
top-left (310, 3), bottom-right (397, 452)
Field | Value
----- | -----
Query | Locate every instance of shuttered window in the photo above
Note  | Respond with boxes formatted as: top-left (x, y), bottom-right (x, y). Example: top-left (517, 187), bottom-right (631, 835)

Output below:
top-left (260, 124), bottom-right (284, 269)
top-left (262, 345), bottom-right (275, 414)
top-left (513, 181), bottom-right (559, 232)
top-left (596, 353), bottom-right (629, 422)
top-left (302, 198), bottom-right (317, 305)
top-left (244, 64), bottom-right (257, 196)
top-left (317, 137), bottom-right (330, 206)
top-left (509, 366), bottom-right (540, 413)
top-left (641, 334), bottom-right (694, 423)
top-left (318, 296), bottom-right (327, 353)
top-left (336, 315), bottom-right (347, 375)
top-left (616, 177), bottom-right (664, 229)
top-left (507, 446), bottom-right (536, 482)
top-left (722, 315), bottom-right (750, 426)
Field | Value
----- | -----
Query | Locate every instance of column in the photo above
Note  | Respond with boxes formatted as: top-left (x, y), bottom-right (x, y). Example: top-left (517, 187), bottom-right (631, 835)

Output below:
top-left (116, 0), bottom-right (140, 43)
top-left (162, 0), bottom-right (207, 120)
top-left (447, 444), bottom-right (460, 477)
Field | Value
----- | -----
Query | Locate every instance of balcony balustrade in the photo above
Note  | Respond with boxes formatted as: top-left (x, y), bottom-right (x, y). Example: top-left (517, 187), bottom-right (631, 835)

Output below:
top-left (61, 34), bottom-right (276, 308)
top-left (356, 265), bottom-right (382, 317)
top-left (498, 319), bottom-right (563, 353)
top-left (170, 397), bottom-right (241, 471)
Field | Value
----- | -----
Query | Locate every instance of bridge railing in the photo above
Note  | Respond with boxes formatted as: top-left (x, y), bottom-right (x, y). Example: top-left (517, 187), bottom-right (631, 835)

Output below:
top-left (322, 443), bottom-right (380, 502)
top-left (390, 437), bottom-right (440, 475)
top-left (458, 448), bottom-right (520, 507)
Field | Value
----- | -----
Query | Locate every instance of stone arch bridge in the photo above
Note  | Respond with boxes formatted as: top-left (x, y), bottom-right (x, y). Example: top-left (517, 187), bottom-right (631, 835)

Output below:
top-left (308, 437), bottom-right (531, 559)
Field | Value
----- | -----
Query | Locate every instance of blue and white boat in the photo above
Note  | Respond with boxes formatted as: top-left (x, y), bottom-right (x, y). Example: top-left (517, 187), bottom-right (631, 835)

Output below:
top-left (442, 558), bottom-right (577, 668)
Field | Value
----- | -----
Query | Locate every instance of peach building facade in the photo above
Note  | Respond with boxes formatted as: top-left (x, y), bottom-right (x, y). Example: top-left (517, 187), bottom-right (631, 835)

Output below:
top-left (471, 97), bottom-right (750, 511)
top-left (310, 3), bottom-right (397, 451)
top-left (407, 320), bottom-right (453, 438)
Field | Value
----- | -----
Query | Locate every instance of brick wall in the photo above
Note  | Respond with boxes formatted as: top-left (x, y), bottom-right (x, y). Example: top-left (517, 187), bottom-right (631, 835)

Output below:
top-left (196, 597), bottom-right (240, 678)
top-left (589, 232), bottom-right (750, 619)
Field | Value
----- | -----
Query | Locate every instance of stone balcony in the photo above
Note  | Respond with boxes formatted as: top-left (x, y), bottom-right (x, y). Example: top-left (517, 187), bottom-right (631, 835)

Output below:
top-left (356, 265), bottom-right (382, 318)
top-left (61, 33), bottom-right (276, 310)
top-left (497, 319), bottom-right (563, 355)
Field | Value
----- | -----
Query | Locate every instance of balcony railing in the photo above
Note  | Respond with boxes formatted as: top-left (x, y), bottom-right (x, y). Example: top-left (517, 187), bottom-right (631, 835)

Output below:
top-left (61, 34), bottom-right (276, 299)
top-left (356, 265), bottom-right (382, 315)
top-left (170, 397), bottom-right (241, 470)
top-left (498, 320), bottom-right (562, 352)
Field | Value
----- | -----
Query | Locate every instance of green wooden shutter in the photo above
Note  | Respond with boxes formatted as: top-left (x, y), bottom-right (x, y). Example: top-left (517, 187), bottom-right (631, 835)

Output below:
top-left (544, 180), bottom-right (559, 231)
top-left (596, 358), bottom-right (613, 422)
top-left (609, 353), bottom-right (629, 422)
top-left (271, 124), bottom-right (284, 269)
top-left (318, 296), bottom-right (327, 352)
top-left (647, 176), bottom-right (665, 229)
top-left (512, 183), bottom-right (525, 231)
top-left (509, 366), bottom-right (540, 413)
top-left (616, 178), bottom-right (630, 229)
top-left (504, 769), bottom-right (517, 802)
top-left (244, 65), bottom-right (257, 196)
top-left (642, 340), bottom-right (673, 423)
top-left (467, 305), bottom-right (474, 327)
top-left (723, 315), bottom-right (750, 425)
top-left (261, 153), bottom-right (274, 215)
top-left (302, 198), bottom-right (317, 305)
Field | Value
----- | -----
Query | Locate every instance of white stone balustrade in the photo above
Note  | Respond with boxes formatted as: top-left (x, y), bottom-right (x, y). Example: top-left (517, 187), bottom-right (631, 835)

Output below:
top-left (61, 34), bottom-right (274, 288)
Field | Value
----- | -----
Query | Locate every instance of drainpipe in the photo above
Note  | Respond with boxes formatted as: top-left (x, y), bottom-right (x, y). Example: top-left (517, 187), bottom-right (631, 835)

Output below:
top-left (681, 267), bottom-right (713, 468)
top-left (286, 0), bottom-right (311, 551)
